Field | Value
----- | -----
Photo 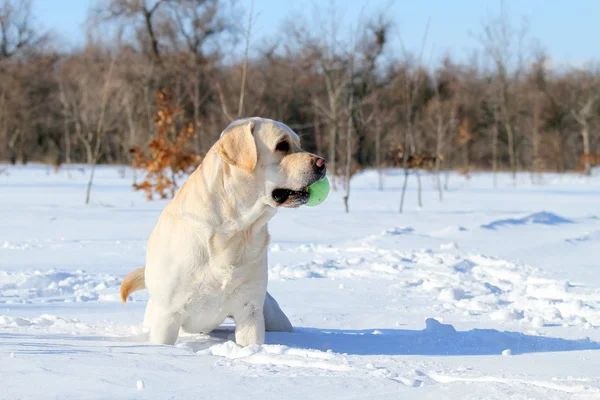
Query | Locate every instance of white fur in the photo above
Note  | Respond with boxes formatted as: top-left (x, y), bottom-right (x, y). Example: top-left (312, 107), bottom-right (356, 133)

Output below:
top-left (142, 117), bottom-right (322, 346)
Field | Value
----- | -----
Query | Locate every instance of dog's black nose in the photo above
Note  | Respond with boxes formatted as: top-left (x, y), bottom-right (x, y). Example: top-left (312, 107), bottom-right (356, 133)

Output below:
top-left (314, 157), bottom-right (327, 172)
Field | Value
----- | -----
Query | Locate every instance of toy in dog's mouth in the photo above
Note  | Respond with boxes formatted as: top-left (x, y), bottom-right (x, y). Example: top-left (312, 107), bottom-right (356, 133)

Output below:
top-left (272, 176), bottom-right (330, 208)
top-left (272, 187), bottom-right (311, 207)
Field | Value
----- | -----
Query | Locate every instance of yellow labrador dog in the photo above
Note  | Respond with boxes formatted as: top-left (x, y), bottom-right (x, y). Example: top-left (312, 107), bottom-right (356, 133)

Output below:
top-left (120, 117), bottom-right (327, 346)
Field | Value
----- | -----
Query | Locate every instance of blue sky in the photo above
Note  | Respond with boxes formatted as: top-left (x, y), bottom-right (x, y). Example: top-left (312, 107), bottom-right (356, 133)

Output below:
top-left (33, 0), bottom-right (599, 67)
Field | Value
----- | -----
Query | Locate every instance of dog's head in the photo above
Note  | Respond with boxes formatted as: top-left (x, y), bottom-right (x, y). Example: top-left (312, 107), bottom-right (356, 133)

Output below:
top-left (215, 117), bottom-right (327, 208)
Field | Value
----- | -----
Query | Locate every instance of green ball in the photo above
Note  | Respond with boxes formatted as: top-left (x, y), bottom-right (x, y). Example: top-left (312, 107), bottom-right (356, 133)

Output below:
top-left (305, 177), bottom-right (330, 207)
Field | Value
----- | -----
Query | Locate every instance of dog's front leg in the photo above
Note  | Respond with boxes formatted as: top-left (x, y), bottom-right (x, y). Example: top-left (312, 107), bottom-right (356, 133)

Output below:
top-left (233, 300), bottom-right (265, 346)
top-left (149, 308), bottom-right (182, 345)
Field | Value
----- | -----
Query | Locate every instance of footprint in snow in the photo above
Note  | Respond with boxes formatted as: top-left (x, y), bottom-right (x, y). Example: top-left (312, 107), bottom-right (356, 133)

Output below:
top-left (383, 227), bottom-right (414, 236)
top-left (481, 211), bottom-right (573, 230)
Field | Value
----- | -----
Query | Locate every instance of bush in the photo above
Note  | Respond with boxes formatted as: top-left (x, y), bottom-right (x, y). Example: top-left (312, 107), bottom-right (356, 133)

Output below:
top-left (131, 89), bottom-right (201, 200)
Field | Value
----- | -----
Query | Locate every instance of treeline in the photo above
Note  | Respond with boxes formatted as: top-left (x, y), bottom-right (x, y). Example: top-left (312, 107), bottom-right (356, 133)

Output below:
top-left (1, 0), bottom-right (599, 177)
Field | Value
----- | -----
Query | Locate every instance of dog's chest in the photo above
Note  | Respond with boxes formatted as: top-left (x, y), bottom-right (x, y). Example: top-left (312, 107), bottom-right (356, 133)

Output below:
top-left (180, 227), bottom-right (269, 318)
top-left (208, 229), bottom-right (268, 271)
top-left (188, 245), bottom-right (266, 321)
top-left (190, 229), bottom-right (266, 292)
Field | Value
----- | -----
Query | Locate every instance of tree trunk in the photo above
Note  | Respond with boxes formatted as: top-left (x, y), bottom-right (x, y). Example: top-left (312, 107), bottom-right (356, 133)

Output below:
top-left (573, 100), bottom-right (595, 177)
top-left (8, 129), bottom-right (21, 165)
top-left (85, 163), bottom-right (96, 205)
top-left (85, 55), bottom-right (116, 205)
top-left (328, 123), bottom-right (337, 176)
top-left (532, 95), bottom-right (541, 183)
top-left (324, 70), bottom-right (339, 176)
top-left (435, 158), bottom-right (443, 202)
top-left (85, 134), bottom-right (103, 205)
top-left (462, 142), bottom-right (469, 172)
top-left (582, 122), bottom-right (591, 176)
top-left (192, 78), bottom-right (202, 154)
top-left (553, 129), bottom-right (564, 173)
top-left (83, 140), bottom-right (93, 165)
top-left (399, 168), bottom-right (409, 213)
top-left (416, 171), bottom-right (423, 208)
top-left (499, 72), bottom-right (516, 181)
top-left (63, 120), bottom-right (71, 166)
top-left (144, 85), bottom-right (154, 138)
top-left (237, 0), bottom-right (253, 118)
top-left (399, 126), bottom-right (410, 214)
top-left (144, 9), bottom-right (161, 63)
top-left (375, 119), bottom-right (383, 191)
top-left (124, 96), bottom-right (137, 184)
top-left (20, 138), bottom-right (28, 164)
top-left (343, 91), bottom-right (353, 213)
top-left (313, 109), bottom-right (322, 157)
top-left (58, 79), bottom-right (71, 170)
top-left (435, 101), bottom-right (444, 202)
top-left (505, 119), bottom-right (516, 180)
top-left (85, 130), bottom-right (104, 205)
top-left (492, 109), bottom-right (499, 188)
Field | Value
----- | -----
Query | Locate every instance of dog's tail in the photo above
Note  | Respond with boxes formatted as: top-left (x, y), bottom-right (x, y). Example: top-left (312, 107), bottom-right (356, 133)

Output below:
top-left (120, 267), bottom-right (146, 304)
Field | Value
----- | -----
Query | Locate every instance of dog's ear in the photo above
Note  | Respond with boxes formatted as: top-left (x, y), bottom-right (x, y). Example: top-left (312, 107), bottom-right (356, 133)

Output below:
top-left (216, 121), bottom-right (257, 173)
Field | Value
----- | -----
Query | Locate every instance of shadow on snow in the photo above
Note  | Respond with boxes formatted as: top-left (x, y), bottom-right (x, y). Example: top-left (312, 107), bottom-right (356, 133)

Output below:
top-left (1, 318), bottom-right (598, 357)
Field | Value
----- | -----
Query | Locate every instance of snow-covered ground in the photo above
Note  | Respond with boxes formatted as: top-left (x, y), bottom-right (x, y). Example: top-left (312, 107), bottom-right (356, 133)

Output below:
top-left (2, 164), bottom-right (600, 399)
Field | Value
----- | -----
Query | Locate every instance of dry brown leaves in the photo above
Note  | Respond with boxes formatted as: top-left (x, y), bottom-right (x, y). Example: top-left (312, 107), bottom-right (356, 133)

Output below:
top-left (131, 89), bottom-right (201, 200)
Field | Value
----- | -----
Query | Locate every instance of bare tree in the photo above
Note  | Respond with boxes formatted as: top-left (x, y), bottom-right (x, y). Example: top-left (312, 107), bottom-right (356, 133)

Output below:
top-left (165, 0), bottom-right (233, 152)
top-left (215, 77), bottom-right (235, 123)
top-left (477, 1), bottom-right (528, 182)
top-left (237, 0), bottom-right (253, 118)
top-left (398, 20), bottom-right (430, 213)
top-left (571, 72), bottom-right (599, 176)
top-left (85, 56), bottom-right (118, 204)
top-left (528, 53), bottom-right (548, 183)
top-left (96, 0), bottom-right (168, 63)
top-left (342, 56), bottom-right (355, 213)
top-left (0, 0), bottom-right (49, 165)
top-left (58, 75), bottom-right (72, 168)
top-left (287, 1), bottom-right (350, 177)
top-left (0, 0), bottom-right (38, 60)
top-left (57, 46), bottom-right (120, 203)
top-left (356, 16), bottom-right (389, 191)
top-left (429, 64), bottom-right (457, 202)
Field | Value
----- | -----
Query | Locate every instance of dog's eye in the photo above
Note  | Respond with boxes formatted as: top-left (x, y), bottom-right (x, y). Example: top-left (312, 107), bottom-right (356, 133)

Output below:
top-left (275, 141), bottom-right (290, 153)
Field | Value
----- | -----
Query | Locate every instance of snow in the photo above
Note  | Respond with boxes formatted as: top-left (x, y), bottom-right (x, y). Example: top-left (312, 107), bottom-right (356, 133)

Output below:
top-left (2, 164), bottom-right (600, 399)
